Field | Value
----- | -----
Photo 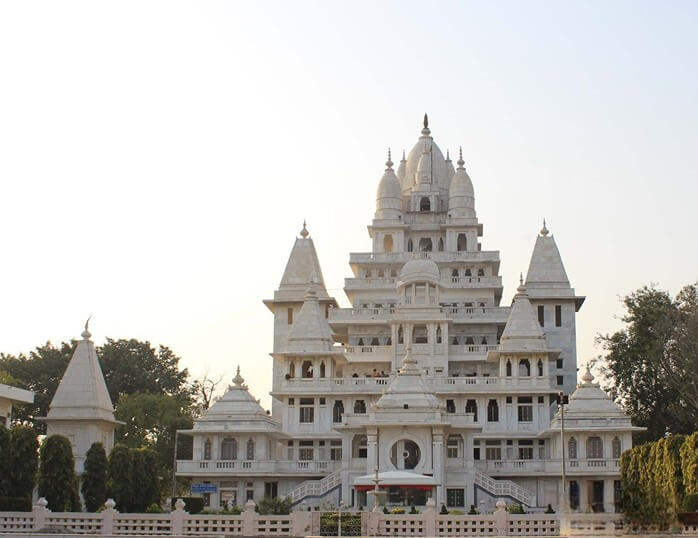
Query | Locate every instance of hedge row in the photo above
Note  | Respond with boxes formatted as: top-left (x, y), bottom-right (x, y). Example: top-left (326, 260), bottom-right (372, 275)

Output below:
top-left (621, 432), bottom-right (698, 529)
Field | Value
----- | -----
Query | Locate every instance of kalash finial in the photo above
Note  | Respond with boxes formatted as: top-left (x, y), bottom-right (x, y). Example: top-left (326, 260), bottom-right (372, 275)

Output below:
top-left (421, 113), bottom-right (431, 136)
top-left (581, 363), bottom-right (595, 385)
top-left (233, 365), bottom-right (246, 387)
top-left (82, 315), bottom-right (92, 340)
top-left (385, 148), bottom-right (393, 170)
top-left (540, 219), bottom-right (549, 236)
top-left (457, 147), bottom-right (465, 169)
top-left (517, 272), bottom-right (526, 293)
top-left (446, 149), bottom-right (451, 162)
top-left (300, 220), bottom-right (309, 238)
top-left (401, 149), bottom-right (406, 162)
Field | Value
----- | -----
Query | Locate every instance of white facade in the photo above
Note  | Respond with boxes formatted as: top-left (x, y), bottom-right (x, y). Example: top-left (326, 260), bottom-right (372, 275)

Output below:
top-left (0, 383), bottom-right (34, 427)
top-left (176, 116), bottom-right (640, 513)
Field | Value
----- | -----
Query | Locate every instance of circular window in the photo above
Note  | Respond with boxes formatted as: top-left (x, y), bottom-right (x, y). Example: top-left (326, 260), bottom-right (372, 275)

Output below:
top-left (390, 439), bottom-right (421, 470)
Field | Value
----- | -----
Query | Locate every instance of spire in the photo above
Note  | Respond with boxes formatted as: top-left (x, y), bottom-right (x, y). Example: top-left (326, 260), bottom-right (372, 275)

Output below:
top-left (525, 226), bottom-right (570, 287)
top-left (401, 149), bottom-right (406, 162)
top-left (540, 219), bottom-right (549, 236)
top-left (82, 316), bottom-right (92, 339)
top-left (581, 363), bottom-right (595, 385)
top-left (385, 148), bottom-right (393, 170)
top-left (445, 149), bottom-right (450, 162)
top-left (233, 365), bottom-right (246, 387)
top-left (276, 224), bottom-right (330, 301)
top-left (286, 280), bottom-right (334, 352)
top-left (300, 220), bottom-right (309, 238)
top-left (421, 113), bottom-right (431, 136)
top-left (457, 147), bottom-right (465, 169)
top-left (519, 272), bottom-right (524, 288)
top-left (46, 322), bottom-right (118, 423)
top-left (499, 282), bottom-right (547, 352)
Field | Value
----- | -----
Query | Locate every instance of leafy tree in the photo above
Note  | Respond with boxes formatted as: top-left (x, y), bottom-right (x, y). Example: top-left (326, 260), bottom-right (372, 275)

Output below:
top-left (82, 443), bottom-right (108, 512)
top-left (70, 474), bottom-right (82, 512)
top-left (0, 370), bottom-right (20, 386)
top-left (38, 435), bottom-right (75, 511)
top-left (682, 432), bottom-right (698, 495)
top-left (598, 283), bottom-right (698, 441)
top-left (130, 448), bottom-right (160, 512)
top-left (9, 425), bottom-right (38, 498)
top-left (0, 425), bottom-right (10, 497)
top-left (114, 392), bottom-right (193, 493)
top-left (107, 444), bottom-right (132, 512)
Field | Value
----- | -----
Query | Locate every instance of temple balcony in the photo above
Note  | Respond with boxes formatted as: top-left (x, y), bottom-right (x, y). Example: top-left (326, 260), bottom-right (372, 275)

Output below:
top-left (327, 306), bottom-right (510, 324)
top-left (176, 459), bottom-right (341, 476)
top-left (349, 250), bottom-right (501, 265)
top-left (471, 458), bottom-right (621, 476)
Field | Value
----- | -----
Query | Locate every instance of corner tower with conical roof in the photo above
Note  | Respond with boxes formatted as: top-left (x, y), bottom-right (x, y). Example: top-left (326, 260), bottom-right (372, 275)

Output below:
top-left (42, 322), bottom-right (121, 473)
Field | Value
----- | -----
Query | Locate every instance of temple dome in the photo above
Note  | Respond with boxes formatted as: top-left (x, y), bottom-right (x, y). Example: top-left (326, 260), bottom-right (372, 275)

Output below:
top-left (375, 151), bottom-right (402, 220)
top-left (374, 352), bottom-right (440, 411)
top-left (448, 148), bottom-right (475, 217)
top-left (398, 259), bottom-right (440, 286)
top-left (401, 115), bottom-right (453, 193)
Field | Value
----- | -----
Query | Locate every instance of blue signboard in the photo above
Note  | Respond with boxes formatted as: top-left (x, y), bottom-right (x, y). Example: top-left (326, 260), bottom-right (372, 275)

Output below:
top-left (191, 483), bottom-right (218, 494)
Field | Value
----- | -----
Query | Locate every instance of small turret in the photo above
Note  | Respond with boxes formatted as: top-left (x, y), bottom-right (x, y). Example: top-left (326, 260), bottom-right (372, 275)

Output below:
top-left (375, 149), bottom-right (403, 220)
top-left (416, 142), bottom-right (433, 187)
top-left (448, 147), bottom-right (476, 218)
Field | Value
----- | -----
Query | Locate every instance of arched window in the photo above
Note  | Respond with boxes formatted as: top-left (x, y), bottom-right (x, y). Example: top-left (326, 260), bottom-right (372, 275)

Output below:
top-left (370, 337), bottom-right (380, 346)
top-left (302, 360), bottom-right (313, 378)
top-left (398, 326), bottom-right (404, 344)
top-left (353, 435), bottom-right (367, 458)
top-left (452, 336), bottom-right (459, 345)
top-left (487, 399), bottom-right (499, 422)
top-left (407, 238), bottom-right (413, 252)
top-left (203, 439), bottom-right (211, 460)
top-left (465, 337), bottom-right (474, 345)
top-left (451, 269), bottom-right (459, 277)
top-left (612, 437), bottom-right (622, 459)
top-left (246, 438), bottom-right (255, 460)
top-left (436, 326), bottom-right (442, 344)
top-left (319, 361), bottom-right (326, 378)
top-left (383, 234), bottom-right (393, 253)
top-left (289, 363), bottom-right (295, 378)
top-left (477, 268), bottom-right (485, 277)
top-left (221, 438), bottom-right (237, 460)
top-left (357, 338), bottom-right (364, 346)
top-left (377, 269), bottom-right (384, 278)
top-left (568, 437), bottom-right (577, 460)
top-left (333, 401), bottom-right (344, 423)
top-left (457, 233), bottom-right (467, 251)
top-left (420, 197), bottom-right (431, 211)
top-left (386, 336), bottom-right (391, 345)
top-left (418, 237), bottom-right (432, 252)
top-left (438, 238), bottom-right (444, 251)
top-left (465, 399), bottom-right (478, 421)
top-left (464, 268), bottom-right (472, 276)
top-left (390, 269), bottom-right (397, 278)
top-left (587, 436), bottom-right (603, 459)
top-left (519, 359), bottom-right (531, 377)
top-left (354, 400), bottom-right (366, 414)
top-left (481, 337), bottom-right (488, 345)
top-left (506, 360), bottom-right (512, 377)
top-left (537, 359), bottom-right (543, 376)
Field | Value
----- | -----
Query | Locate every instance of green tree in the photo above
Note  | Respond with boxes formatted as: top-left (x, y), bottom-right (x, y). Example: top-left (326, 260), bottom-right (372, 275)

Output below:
top-left (130, 448), bottom-right (160, 512)
top-left (107, 444), bottom-right (133, 512)
top-left (681, 432), bottom-right (698, 495)
top-left (114, 392), bottom-right (193, 493)
top-left (9, 425), bottom-right (38, 499)
top-left (38, 435), bottom-right (75, 511)
top-left (0, 425), bottom-right (10, 497)
top-left (82, 442), bottom-right (108, 512)
top-left (598, 283), bottom-right (698, 442)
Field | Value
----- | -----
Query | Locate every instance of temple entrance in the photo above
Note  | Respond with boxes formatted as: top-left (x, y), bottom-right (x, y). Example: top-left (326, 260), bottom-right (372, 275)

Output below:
top-left (390, 439), bottom-right (421, 469)
top-left (591, 480), bottom-right (605, 512)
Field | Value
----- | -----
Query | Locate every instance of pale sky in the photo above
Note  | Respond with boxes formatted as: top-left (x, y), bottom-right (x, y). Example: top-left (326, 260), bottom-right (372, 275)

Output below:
top-left (1, 1), bottom-right (696, 410)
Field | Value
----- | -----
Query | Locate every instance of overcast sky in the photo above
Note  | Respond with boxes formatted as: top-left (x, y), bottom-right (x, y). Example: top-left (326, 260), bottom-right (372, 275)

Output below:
top-left (1, 1), bottom-right (696, 410)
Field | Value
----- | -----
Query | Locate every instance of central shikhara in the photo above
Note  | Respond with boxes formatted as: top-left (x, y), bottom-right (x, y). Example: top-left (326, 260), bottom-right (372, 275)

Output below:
top-left (174, 115), bottom-right (639, 513)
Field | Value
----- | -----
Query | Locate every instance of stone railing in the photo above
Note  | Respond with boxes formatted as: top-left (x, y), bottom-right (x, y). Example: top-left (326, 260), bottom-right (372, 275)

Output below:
top-left (0, 498), bottom-right (640, 536)
top-left (349, 250), bottom-right (500, 264)
top-left (177, 459), bottom-right (340, 475)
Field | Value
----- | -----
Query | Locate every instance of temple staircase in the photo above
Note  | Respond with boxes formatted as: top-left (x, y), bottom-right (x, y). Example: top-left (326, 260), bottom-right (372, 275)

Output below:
top-left (288, 470), bottom-right (342, 505)
top-left (474, 470), bottom-right (536, 507)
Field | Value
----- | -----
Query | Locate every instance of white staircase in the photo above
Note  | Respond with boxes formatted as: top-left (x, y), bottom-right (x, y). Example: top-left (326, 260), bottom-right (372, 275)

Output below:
top-left (288, 470), bottom-right (342, 505)
top-left (474, 470), bottom-right (536, 507)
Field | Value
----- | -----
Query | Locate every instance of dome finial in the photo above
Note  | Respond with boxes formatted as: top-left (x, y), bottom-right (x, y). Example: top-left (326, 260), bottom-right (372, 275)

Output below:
top-left (385, 148), bottom-right (393, 170)
top-left (517, 273), bottom-right (526, 293)
top-left (446, 149), bottom-right (451, 162)
top-left (540, 219), bottom-right (549, 236)
top-left (300, 220), bottom-right (309, 238)
top-left (82, 315), bottom-right (92, 340)
top-left (233, 365), bottom-right (245, 387)
top-left (421, 113), bottom-right (431, 136)
top-left (457, 147), bottom-right (465, 169)
top-left (581, 363), bottom-right (594, 385)
top-left (401, 149), bottom-right (406, 162)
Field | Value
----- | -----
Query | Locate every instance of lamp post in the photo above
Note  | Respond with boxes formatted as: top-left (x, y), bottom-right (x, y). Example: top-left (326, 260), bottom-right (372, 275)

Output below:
top-left (337, 500), bottom-right (344, 538)
top-left (371, 466), bottom-right (383, 513)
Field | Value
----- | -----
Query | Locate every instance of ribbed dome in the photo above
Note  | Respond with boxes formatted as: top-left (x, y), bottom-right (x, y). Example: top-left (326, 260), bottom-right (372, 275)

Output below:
top-left (398, 259), bottom-right (440, 286)
top-left (448, 150), bottom-right (475, 218)
top-left (401, 115), bottom-right (452, 193)
top-left (375, 153), bottom-right (403, 220)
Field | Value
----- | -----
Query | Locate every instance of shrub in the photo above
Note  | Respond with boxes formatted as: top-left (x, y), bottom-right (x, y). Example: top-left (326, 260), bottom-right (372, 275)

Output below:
top-left (682, 494), bottom-right (698, 513)
top-left (9, 426), bottom-right (38, 499)
top-left (146, 503), bottom-right (164, 513)
top-left (0, 426), bottom-right (10, 497)
top-left (391, 507), bottom-right (405, 514)
top-left (70, 474), bottom-right (82, 512)
top-left (409, 505), bottom-right (419, 514)
top-left (82, 443), bottom-right (108, 512)
top-left (38, 435), bottom-right (75, 511)
top-left (440, 503), bottom-right (448, 515)
top-left (467, 504), bottom-right (478, 515)
top-left (382, 506), bottom-right (389, 514)
top-left (544, 504), bottom-right (555, 514)
top-left (256, 496), bottom-right (291, 515)
top-left (0, 497), bottom-right (32, 511)
top-left (171, 497), bottom-right (204, 514)
top-left (508, 503), bottom-right (525, 514)
top-left (449, 509), bottom-right (464, 515)
top-left (681, 433), bottom-right (698, 495)
top-left (107, 444), bottom-right (132, 512)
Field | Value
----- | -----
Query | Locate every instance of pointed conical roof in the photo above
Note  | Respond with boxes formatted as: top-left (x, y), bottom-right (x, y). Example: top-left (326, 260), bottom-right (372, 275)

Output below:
top-left (374, 349), bottom-right (439, 411)
top-left (499, 282), bottom-right (547, 352)
top-left (46, 324), bottom-right (118, 423)
top-left (375, 151), bottom-right (402, 220)
top-left (448, 148), bottom-right (476, 218)
top-left (274, 223), bottom-right (331, 302)
top-left (286, 282), bottom-right (333, 352)
top-left (525, 225), bottom-right (570, 288)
